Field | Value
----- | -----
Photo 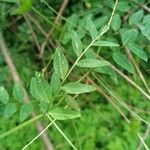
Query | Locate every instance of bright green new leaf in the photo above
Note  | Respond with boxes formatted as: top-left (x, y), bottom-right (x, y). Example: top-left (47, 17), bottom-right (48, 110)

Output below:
top-left (62, 82), bottom-right (96, 94)
top-left (20, 104), bottom-right (32, 122)
top-left (71, 30), bottom-right (83, 57)
top-left (13, 82), bottom-right (24, 102)
top-left (77, 58), bottom-right (110, 68)
top-left (50, 72), bottom-right (61, 95)
top-left (53, 47), bottom-right (68, 80)
top-left (86, 17), bottom-right (98, 40)
top-left (113, 52), bottom-right (134, 73)
top-left (127, 43), bottom-right (148, 61)
top-left (0, 86), bottom-right (9, 104)
top-left (3, 103), bottom-right (17, 119)
top-left (121, 29), bottom-right (138, 45)
top-left (111, 14), bottom-right (121, 31)
top-left (49, 107), bottom-right (81, 120)
top-left (13, 0), bottom-right (32, 15)
top-left (30, 76), bottom-right (52, 102)
top-left (129, 10), bottom-right (143, 25)
top-left (93, 40), bottom-right (119, 47)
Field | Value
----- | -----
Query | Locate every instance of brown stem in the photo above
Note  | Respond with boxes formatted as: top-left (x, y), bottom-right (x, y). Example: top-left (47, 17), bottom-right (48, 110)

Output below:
top-left (40, 0), bottom-right (69, 58)
top-left (0, 31), bottom-right (54, 150)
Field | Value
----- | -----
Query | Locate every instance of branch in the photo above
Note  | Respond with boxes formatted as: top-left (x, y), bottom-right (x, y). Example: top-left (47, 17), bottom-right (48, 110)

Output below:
top-left (0, 31), bottom-right (54, 150)
top-left (40, 0), bottom-right (69, 58)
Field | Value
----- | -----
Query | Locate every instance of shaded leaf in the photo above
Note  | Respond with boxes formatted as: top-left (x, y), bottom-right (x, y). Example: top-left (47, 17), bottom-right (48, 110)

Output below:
top-left (53, 48), bottom-right (68, 80)
top-left (127, 43), bottom-right (148, 61)
top-left (20, 104), bottom-right (32, 122)
top-left (0, 86), bottom-right (9, 104)
top-left (86, 17), bottom-right (98, 40)
top-left (13, 82), bottom-right (24, 102)
top-left (49, 107), bottom-right (81, 120)
top-left (129, 10), bottom-right (143, 25)
top-left (50, 72), bottom-right (61, 95)
top-left (62, 82), bottom-right (96, 94)
top-left (121, 29), bottom-right (138, 45)
top-left (65, 96), bottom-right (80, 111)
top-left (94, 66), bottom-right (118, 84)
top-left (111, 14), bottom-right (121, 31)
top-left (113, 52), bottom-right (134, 73)
top-left (77, 58), bottom-right (110, 68)
top-left (3, 103), bottom-right (17, 119)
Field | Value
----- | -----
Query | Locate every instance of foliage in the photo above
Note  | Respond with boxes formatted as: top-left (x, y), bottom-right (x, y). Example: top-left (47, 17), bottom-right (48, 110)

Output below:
top-left (0, 0), bottom-right (150, 149)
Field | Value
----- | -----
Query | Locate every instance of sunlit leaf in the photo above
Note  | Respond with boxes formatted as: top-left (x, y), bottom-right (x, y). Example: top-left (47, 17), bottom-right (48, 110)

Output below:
top-left (71, 30), bottom-right (83, 57)
top-left (62, 82), bottom-right (96, 94)
top-left (77, 58), bottom-right (110, 68)
top-left (49, 107), bottom-right (81, 120)
top-left (93, 40), bottom-right (119, 47)
top-left (53, 48), bottom-right (68, 80)
top-left (30, 76), bottom-right (52, 102)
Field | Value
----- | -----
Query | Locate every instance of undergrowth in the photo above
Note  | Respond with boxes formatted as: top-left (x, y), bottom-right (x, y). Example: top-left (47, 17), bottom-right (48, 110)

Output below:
top-left (0, 0), bottom-right (150, 149)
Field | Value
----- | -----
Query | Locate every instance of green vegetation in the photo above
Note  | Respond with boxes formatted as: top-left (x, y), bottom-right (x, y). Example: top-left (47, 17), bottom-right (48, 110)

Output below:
top-left (0, 0), bottom-right (150, 149)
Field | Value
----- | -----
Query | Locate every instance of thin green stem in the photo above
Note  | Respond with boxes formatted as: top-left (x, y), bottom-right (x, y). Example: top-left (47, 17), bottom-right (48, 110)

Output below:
top-left (0, 114), bottom-right (43, 139)
top-left (92, 72), bottom-right (150, 126)
top-left (46, 114), bottom-right (77, 150)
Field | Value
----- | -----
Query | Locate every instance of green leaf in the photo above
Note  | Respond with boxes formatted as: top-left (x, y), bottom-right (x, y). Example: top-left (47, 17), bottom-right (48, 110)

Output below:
top-left (139, 23), bottom-right (150, 41)
top-left (13, 0), bottom-right (32, 15)
top-left (20, 104), bottom-right (32, 122)
top-left (77, 58), bottom-right (110, 68)
top-left (127, 43), bottom-right (148, 61)
top-left (93, 40), bottom-right (119, 47)
top-left (62, 82), bottom-right (96, 94)
top-left (50, 72), bottom-right (61, 95)
top-left (94, 66), bottom-right (118, 84)
top-left (116, 1), bottom-right (130, 12)
top-left (3, 103), bottom-right (17, 119)
top-left (121, 29), bottom-right (138, 45)
top-left (13, 82), bottom-right (24, 102)
top-left (49, 107), bottom-right (81, 120)
top-left (111, 14), bottom-right (121, 31)
top-left (30, 76), bottom-right (52, 102)
top-left (143, 15), bottom-right (150, 25)
top-left (113, 52), bottom-right (134, 73)
top-left (129, 10), bottom-right (143, 25)
top-left (71, 30), bottom-right (83, 57)
top-left (65, 96), bottom-right (80, 111)
top-left (53, 47), bottom-right (68, 80)
top-left (86, 17), bottom-right (98, 40)
top-left (0, 86), bottom-right (9, 104)
top-left (39, 101), bottom-right (48, 113)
